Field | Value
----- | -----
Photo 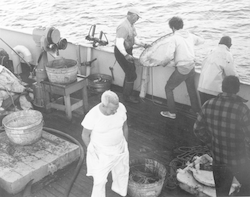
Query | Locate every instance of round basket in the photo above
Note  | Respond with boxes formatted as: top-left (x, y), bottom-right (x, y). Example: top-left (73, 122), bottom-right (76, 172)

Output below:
top-left (128, 158), bottom-right (167, 197)
top-left (88, 73), bottom-right (112, 93)
top-left (46, 59), bottom-right (78, 84)
top-left (2, 110), bottom-right (43, 146)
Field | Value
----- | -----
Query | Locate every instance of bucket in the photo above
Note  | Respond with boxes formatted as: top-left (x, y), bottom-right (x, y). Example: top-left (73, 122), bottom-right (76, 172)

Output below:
top-left (2, 110), bottom-right (43, 145)
top-left (128, 158), bottom-right (167, 197)
top-left (46, 58), bottom-right (78, 84)
top-left (88, 73), bottom-right (112, 93)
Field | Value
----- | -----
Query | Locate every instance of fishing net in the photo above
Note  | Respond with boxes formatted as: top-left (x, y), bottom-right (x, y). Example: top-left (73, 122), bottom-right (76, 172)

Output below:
top-left (129, 164), bottom-right (161, 184)
top-left (139, 34), bottom-right (173, 67)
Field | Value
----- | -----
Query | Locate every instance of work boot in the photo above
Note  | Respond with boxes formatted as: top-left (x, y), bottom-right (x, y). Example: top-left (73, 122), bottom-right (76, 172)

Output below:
top-left (123, 80), bottom-right (139, 104)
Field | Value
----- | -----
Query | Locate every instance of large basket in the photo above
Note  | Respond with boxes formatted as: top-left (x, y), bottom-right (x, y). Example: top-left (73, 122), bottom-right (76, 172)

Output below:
top-left (2, 110), bottom-right (43, 146)
top-left (128, 158), bottom-right (167, 197)
top-left (46, 59), bottom-right (78, 84)
top-left (88, 73), bottom-right (112, 93)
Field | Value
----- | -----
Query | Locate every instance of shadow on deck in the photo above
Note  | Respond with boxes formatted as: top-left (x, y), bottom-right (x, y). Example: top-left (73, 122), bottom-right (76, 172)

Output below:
top-left (0, 63), bottom-right (202, 197)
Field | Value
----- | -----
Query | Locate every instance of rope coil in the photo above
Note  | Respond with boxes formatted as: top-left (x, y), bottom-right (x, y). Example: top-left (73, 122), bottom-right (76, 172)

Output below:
top-left (165, 145), bottom-right (210, 190)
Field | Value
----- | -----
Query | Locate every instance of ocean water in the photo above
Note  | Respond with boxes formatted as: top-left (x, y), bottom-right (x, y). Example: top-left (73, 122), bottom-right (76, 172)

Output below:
top-left (1, 0), bottom-right (250, 83)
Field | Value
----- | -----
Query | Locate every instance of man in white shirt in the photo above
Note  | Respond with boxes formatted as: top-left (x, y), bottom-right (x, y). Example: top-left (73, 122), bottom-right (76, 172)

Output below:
top-left (198, 36), bottom-right (237, 105)
top-left (114, 8), bottom-right (149, 104)
top-left (81, 90), bottom-right (129, 197)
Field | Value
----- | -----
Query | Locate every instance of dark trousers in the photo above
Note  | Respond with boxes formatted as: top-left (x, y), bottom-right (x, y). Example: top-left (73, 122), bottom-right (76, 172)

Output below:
top-left (199, 91), bottom-right (216, 106)
top-left (165, 68), bottom-right (201, 113)
top-left (114, 46), bottom-right (137, 83)
top-left (213, 161), bottom-right (250, 196)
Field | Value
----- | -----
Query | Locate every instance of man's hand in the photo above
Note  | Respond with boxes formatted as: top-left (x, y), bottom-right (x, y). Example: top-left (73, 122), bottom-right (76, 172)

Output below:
top-left (166, 60), bottom-right (175, 67)
top-left (143, 44), bottom-right (151, 49)
top-left (125, 54), bottom-right (134, 63)
top-left (162, 60), bottom-right (175, 67)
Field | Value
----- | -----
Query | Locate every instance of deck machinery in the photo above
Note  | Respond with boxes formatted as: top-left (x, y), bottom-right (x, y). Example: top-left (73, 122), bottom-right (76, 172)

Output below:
top-left (32, 27), bottom-right (67, 108)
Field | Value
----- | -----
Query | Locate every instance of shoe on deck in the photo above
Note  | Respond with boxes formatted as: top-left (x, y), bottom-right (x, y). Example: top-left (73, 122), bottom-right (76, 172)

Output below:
top-left (160, 111), bottom-right (176, 119)
top-left (124, 96), bottom-right (139, 104)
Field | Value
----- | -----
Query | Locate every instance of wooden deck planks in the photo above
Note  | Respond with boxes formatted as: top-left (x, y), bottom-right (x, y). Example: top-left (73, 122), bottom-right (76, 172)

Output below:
top-left (34, 189), bottom-right (55, 197)
top-left (44, 184), bottom-right (64, 197)
top-left (0, 82), bottom-right (200, 196)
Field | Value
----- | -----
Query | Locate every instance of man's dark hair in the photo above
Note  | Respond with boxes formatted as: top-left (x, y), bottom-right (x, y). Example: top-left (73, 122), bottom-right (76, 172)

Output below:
top-left (169, 16), bottom-right (184, 30)
top-left (222, 76), bottom-right (240, 94)
top-left (219, 36), bottom-right (232, 48)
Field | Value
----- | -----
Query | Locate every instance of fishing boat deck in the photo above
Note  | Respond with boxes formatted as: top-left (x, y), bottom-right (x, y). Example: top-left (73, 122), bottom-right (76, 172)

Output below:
top-left (0, 64), bottom-right (202, 197)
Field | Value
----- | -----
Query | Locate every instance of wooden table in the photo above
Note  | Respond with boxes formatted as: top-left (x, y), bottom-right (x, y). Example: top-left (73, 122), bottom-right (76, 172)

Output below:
top-left (41, 76), bottom-right (88, 120)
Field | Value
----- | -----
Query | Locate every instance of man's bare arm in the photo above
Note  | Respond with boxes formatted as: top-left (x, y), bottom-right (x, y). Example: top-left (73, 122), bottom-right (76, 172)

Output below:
top-left (82, 128), bottom-right (92, 147)
top-left (123, 120), bottom-right (129, 142)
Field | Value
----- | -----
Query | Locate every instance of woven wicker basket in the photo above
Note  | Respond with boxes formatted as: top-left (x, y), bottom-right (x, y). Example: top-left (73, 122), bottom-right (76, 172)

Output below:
top-left (128, 158), bottom-right (167, 197)
top-left (46, 59), bottom-right (78, 84)
top-left (2, 110), bottom-right (43, 146)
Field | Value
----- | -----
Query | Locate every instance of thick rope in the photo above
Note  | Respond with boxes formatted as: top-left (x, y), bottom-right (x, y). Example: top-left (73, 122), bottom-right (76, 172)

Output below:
top-left (165, 145), bottom-right (210, 189)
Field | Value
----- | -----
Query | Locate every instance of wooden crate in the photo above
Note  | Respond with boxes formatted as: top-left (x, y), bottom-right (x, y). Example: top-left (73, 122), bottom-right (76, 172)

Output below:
top-left (0, 131), bottom-right (80, 194)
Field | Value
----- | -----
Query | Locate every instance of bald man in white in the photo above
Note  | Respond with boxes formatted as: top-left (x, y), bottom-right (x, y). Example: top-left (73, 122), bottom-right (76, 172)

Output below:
top-left (81, 90), bottom-right (129, 197)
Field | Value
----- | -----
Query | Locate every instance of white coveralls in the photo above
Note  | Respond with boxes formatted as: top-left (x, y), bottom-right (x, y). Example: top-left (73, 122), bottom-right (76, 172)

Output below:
top-left (81, 103), bottom-right (129, 197)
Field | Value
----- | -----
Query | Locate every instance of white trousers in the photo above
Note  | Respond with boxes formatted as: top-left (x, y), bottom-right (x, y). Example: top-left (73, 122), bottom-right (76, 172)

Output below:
top-left (86, 139), bottom-right (129, 197)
